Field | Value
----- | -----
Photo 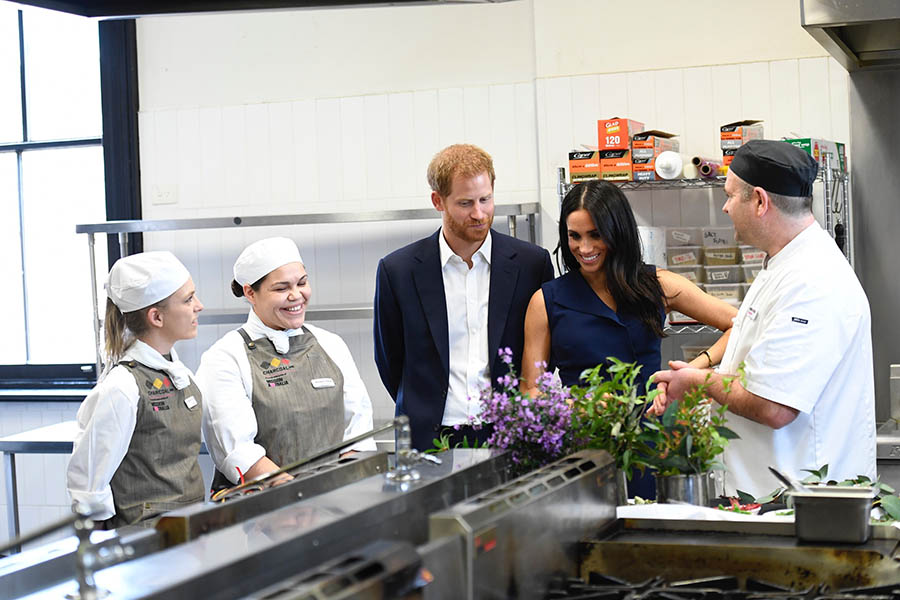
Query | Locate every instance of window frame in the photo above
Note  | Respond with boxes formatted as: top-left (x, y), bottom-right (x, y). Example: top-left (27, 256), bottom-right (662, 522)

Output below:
top-left (0, 12), bottom-right (140, 388)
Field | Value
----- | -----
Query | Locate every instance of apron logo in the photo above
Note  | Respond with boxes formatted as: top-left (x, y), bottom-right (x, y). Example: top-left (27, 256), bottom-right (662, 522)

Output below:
top-left (152, 378), bottom-right (164, 389)
top-left (791, 316), bottom-right (808, 324)
top-left (151, 400), bottom-right (170, 411)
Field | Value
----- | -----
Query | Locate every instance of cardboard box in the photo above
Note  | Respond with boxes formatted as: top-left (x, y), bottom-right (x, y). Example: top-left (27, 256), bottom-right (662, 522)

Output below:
top-left (598, 118), bottom-right (644, 150)
top-left (631, 130), bottom-right (680, 181)
top-left (568, 150), bottom-right (600, 183)
top-left (599, 149), bottom-right (634, 181)
top-left (721, 120), bottom-right (764, 165)
top-left (784, 138), bottom-right (847, 173)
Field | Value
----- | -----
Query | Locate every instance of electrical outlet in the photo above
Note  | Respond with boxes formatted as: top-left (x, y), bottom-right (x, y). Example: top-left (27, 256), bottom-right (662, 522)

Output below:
top-left (151, 184), bottom-right (178, 205)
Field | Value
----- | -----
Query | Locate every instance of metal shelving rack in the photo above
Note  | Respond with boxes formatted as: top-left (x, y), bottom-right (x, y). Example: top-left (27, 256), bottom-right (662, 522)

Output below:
top-left (75, 204), bottom-right (541, 375)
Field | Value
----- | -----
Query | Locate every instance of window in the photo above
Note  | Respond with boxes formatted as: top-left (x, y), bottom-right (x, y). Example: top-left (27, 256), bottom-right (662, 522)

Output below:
top-left (0, 4), bottom-right (106, 383)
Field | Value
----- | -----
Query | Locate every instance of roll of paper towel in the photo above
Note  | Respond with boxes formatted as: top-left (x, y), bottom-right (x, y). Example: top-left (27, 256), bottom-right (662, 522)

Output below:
top-left (638, 226), bottom-right (666, 267)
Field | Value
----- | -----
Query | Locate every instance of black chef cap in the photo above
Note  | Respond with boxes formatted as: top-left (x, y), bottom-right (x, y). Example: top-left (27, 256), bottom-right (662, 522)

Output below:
top-left (729, 140), bottom-right (818, 197)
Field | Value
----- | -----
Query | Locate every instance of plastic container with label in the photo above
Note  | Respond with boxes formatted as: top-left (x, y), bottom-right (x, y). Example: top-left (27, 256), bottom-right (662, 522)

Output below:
top-left (704, 265), bottom-right (743, 284)
top-left (742, 264), bottom-right (763, 283)
top-left (669, 265), bottom-right (705, 283)
top-left (667, 245), bottom-right (702, 267)
top-left (702, 227), bottom-right (736, 247)
top-left (703, 246), bottom-right (739, 265)
top-left (704, 283), bottom-right (744, 301)
top-left (667, 227), bottom-right (701, 247)
top-left (740, 245), bottom-right (766, 263)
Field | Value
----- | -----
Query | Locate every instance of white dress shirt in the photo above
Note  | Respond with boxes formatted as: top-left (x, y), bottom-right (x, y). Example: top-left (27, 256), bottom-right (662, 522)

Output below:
top-left (717, 222), bottom-right (876, 497)
top-left (67, 341), bottom-right (196, 520)
top-left (196, 311), bottom-right (376, 481)
top-left (439, 228), bottom-right (492, 426)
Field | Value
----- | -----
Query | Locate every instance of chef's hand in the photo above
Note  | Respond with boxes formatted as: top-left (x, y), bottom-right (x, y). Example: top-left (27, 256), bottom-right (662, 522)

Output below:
top-left (647, 363), bottom-right (701, 416)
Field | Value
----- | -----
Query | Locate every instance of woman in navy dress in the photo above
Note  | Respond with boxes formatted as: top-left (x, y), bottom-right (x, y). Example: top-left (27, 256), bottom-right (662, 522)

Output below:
top-left (522, 180), bottom-right (737, 498)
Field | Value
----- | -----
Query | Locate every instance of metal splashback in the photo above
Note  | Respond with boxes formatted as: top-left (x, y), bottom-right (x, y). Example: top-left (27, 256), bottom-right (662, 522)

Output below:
top-left (18, 449), bottom-right (510, 599)
top-left (0, 451), bottom-right (388, 599)
top-left (157, 451), bottom-right (388, 545)
top-left (428, 450), bottom-right (617, 600)
top-left (237, 539), bottom-right (426, 600)
top-left (801, 0), bottom-right (900, 71)
top-left (581, 518), bottom-right (900, 590)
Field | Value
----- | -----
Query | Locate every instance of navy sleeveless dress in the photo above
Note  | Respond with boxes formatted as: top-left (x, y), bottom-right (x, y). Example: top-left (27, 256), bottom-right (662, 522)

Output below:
top-left (542, 268), bottom-right (664, 499)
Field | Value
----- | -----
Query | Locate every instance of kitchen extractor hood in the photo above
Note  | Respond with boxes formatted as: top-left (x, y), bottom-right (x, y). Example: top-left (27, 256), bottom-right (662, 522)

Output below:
top-left (9, 0), bottom-right (517, 19)
top-left (801, 0), bottom-right (900, 71)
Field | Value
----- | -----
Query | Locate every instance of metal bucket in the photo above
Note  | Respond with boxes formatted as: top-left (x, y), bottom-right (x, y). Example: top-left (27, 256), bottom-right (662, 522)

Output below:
top-left (615, 469), bottom-right (628, 506)
top-left (654, 472), bottom-right (714, 505)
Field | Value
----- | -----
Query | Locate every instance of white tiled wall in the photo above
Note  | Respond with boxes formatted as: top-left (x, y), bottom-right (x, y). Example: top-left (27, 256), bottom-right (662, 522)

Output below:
top-left (0, 402), bottom-right (80, 549)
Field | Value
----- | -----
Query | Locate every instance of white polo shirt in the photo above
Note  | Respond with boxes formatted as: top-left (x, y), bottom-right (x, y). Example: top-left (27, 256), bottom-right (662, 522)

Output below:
top-left (717, 222), bottom-right (876, 498)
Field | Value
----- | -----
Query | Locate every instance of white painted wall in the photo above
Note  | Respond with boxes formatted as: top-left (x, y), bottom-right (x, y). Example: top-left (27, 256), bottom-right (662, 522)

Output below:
top-left (4, 0), bottom-right (853, 547)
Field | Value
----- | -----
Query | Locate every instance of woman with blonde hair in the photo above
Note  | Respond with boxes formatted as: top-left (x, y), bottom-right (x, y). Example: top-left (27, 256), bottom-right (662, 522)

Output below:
top-left (67, 251), bottom-right (205, 527)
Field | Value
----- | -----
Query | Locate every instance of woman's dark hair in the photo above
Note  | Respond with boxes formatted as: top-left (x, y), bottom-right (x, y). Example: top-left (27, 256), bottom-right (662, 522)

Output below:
top-left (231, 276), bottom-right (265, 298)
top-left (558, 180), bottom-right (666, 338)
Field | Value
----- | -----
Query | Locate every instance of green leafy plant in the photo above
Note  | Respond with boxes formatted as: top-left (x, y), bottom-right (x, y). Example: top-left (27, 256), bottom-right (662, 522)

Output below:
top-left (644, 373), bottom-right (739, 476)
top-left (744, 463), bottom-right (900, 522)
top-left (426, 429), bottom-right (488, 454)
top-left (568, 358), bottom-right (658, 480)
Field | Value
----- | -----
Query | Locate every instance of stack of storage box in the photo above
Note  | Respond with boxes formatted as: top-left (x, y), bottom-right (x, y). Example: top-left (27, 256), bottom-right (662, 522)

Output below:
top-left (666, 226), bottom-right (765, 325)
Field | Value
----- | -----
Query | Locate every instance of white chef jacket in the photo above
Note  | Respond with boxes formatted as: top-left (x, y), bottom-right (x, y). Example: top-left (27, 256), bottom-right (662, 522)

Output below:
top-left (717, 222), bottom-right (876, 497)
top-left (67, 341), bottom-right (197, 520)
top-left (439, 228), bottom-right (492, 426)
top-left (196, 312), bottom-right (376, 481)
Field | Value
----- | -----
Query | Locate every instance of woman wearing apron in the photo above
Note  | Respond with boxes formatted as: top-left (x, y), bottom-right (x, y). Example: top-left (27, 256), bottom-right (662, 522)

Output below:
top-left (197, 237), bottom-right (375, 490)
top-left (67, 251), bottom-right (205, 527)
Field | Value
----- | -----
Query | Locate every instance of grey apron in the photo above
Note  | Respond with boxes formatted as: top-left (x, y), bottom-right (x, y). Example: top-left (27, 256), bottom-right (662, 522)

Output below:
top-left (211, 327), bottom-right (345, 490)
top-left (108, 360), bottom-right (204, 528)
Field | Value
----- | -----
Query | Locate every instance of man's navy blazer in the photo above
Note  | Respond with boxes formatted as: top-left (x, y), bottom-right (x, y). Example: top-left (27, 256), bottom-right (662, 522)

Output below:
top-left (373, 229), bottom-right (555, 450)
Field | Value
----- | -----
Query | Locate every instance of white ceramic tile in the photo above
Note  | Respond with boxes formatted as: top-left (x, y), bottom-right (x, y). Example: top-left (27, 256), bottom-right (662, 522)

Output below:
top-left (412, 89), bottom-right (440, 200)
top-left (437, 87), bottom-right (465, 150)
top-left (738, 62), bottom-right (772, 136)
top-left (488, 84), bottom-right (517, 191)
top-left (596, 72), bottom-right (628, 122)
top-left (175, 108), bottom-right (201, 210)
top-left (828, 58), bottom-right (851, 146)
top-left (221, 105), bottom-right (249, 209)
top-left (570, 74), bottom-right (600, 150)
top-left (653, 69), bottom-right (685, 139)
top-left (245, 104), bottom-right (273, 208)
top-left (710, 64), bottom-right (743, 143)
top-left (625, 71), bottom-right (657, 128)
top-left (798, 57), bottom-right (832, 140)
top-left (682, 66), bottom-right (717, 159)
top-left (387, 92), bottom-right (417, 198)
top-left (268, 101), bottom-right (296, 208)
top-left (316, 99), bottom-right (343, 209)
top-left (462, 85), bottom-right (492, 151)
top-left (513, 82), bottom-right (539, 190)
top-left (339, 96), bottom-right (366, 205)
top-left (364, 94), bottom-right (392, 201)
top-left (769, 59), bottom-right (801, 140)
top-left (291, 99), bottom-right (320, 206)
top-left (198, 106), bottom-right (226, 210)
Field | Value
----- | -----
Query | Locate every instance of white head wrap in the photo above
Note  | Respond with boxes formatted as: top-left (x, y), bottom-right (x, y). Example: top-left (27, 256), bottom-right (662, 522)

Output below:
top-left (233, 237), bottom-right (304, 286)
top-left (107, 251), bottom-right (191, 313)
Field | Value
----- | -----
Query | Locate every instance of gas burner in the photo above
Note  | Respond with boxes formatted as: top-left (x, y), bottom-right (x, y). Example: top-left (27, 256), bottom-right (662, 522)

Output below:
top-left (545, 575), bottom-right (899, 600)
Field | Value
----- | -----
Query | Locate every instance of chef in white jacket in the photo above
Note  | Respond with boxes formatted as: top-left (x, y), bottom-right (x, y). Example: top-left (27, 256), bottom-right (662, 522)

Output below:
top-left (197, 237), bottom-right (375, 490)
top-left (67, 251), bottom-right (205, 527)
top-left (650, 140), bottom-right (876, 497)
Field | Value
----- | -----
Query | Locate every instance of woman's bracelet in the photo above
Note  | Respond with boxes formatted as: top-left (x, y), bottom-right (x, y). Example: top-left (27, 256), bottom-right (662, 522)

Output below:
top-left (700, 350), bottom-right (713, 368)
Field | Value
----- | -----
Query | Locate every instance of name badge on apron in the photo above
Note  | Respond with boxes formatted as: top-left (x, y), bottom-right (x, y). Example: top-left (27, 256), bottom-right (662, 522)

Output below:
top-left (184, 395), bottom-right (198, 409)
top-left (311, 378), bottom-right (335, 389)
